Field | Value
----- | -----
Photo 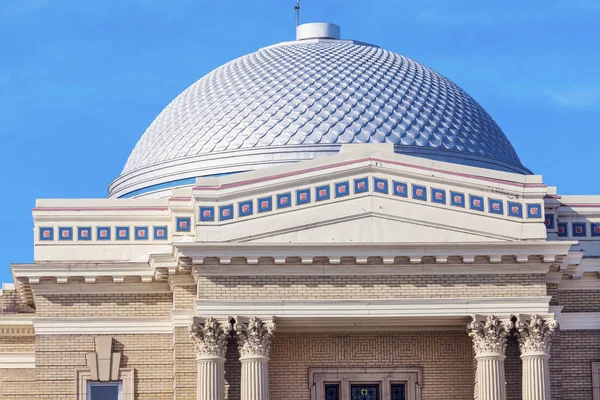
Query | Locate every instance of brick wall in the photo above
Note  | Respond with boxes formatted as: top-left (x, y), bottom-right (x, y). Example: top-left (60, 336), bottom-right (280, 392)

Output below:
top-left (555, 290), bottom-right (600, 312)
top-left (0, 368), bottom-right (36, 400)
top-left (505, 335), bottom-right (522, 400)
top-left (173, 327), bottom-right (196, 400)
top-left (34, 293), bottom-right (173, 317)
top-left (0, 288), bottom-right (34, 313)
top-left (198, 274), bottom-right (547, 300)
top-left (34, 334), bottom-right (174, 399)
top-left (0, 335), bottom-right (34, 352)
top-left (259, 331), bottom-right (474, 400)
top-left (550, 330), bottom-right (600, 400)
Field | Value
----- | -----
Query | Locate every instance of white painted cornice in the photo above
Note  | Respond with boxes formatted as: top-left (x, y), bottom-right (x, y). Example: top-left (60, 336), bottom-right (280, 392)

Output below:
top-left (176, 241), bottom-right (575, 266)
top-left (557, 312), bottom-right (600, 330)
top-left (0, 352), bottom-right (35, 368)
top-left (12, 262), bottom-right (155, 285)
top-left (0, 314), bottom-right (35, 336)
top-left (195, 263), bottom-right (552, 276)
top-left (34, 317), bottom-right (173, 335)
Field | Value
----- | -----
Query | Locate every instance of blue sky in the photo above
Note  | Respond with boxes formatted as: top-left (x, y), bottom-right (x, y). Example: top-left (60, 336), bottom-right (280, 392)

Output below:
top-left (0, 0), bottom-right (599, 283)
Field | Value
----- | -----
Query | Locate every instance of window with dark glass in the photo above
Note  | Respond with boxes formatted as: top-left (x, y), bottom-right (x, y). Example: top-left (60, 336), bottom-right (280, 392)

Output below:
top-left (350, 384), bottom-right (379, 400)
top-left (390, 383), bottom-right (406, 400)
top-left (87, 381), bottom-right (121, 400)
top-left (325, 383), bottom-right (340, 400)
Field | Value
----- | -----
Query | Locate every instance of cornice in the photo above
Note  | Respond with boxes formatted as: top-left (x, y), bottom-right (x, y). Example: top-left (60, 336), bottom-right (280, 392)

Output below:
top-left (33, 317), bottom-right (173, 335)
top-left (0, 314), bottom-right (35, 336)
top-left (176, 241), bottom-right (575, 266)
top-left (557, 312), bottom-right (600, 330)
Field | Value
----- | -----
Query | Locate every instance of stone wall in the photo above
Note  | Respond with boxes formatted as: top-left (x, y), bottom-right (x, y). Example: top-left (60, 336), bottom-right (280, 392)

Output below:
top-left (198, 274), bottom-right (547, 300)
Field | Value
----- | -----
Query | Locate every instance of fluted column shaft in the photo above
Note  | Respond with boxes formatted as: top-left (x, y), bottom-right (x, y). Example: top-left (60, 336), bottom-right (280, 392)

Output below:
top-left (240, 354), bottom-right (270, 400)
top-left (475, 354), bottom-right (507, 400)
top-left (521, 352), bottom-right (551, 400)
top-left (468, 316), bottom-right (513, 400)
top-left (516, 315), bottom-right (557, 400)
top-left (235, 317), bottom-right (276, 400)
top-left (196, 355), bottom-right (226, 400)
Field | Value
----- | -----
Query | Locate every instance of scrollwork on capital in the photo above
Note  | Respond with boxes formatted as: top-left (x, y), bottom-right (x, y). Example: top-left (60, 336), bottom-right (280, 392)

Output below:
top-left (515, 314), bottom-right (558, 355)
top-left (235, 316), bottom-right (276, 358)
top-left (189, 317), bottom-right (232, 359)
top-left (467, 315), bottom-right (513, 356)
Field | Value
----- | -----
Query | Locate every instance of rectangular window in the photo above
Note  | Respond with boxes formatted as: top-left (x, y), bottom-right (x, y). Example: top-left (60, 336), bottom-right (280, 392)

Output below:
top-left (390, 384), bottom-right (406, 400)
top-left (87, 381), bottom-right (122, 400)
top-left (325, 384), bottom-right (340, 400)
top-left (351, 384), bottom-right (379, 400)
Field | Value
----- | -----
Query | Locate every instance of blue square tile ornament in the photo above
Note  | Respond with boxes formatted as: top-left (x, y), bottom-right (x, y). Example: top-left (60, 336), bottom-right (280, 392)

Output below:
top-left (488, 199), bottom-right (504, 215)
top-left (508, 202), bottom-right (523, 218)
top-left (116, 226), bottom-right (130, 241)
top-left (97, 227), bottom-right (111, 240)
top-left (154, 226), bottom-right (168, 240)
top-left (315, 185), bottom-right (331, 201)
top-left (469, 195), bottom-right (484, 211)
top-left (354, 178), bottom-right (369, 194)
top-left (572, 222), bottom-right (587, 237)
top-left (40, 227), bottom-right (54, 241)
top-left (239, 200), bottom-right (254, 217)
top-left (199, 207), bottom-right (215, 222)
top-left (527, 204), bottom-right (542, 219)
top-left (591, 223), bottom-right (600, 237)
top-left (412, 185), bottom-right (427, 201)
top-left (277, 193), bottom-right (292, 209)
top-left (78, 227), bottom-right (92, 241)
top-left (392, 181), bottom-right (408, 197)
top-left (257, 197), bottom-right (273, 213)
top-left (431, 188), bottom-right (446, 204)
top-left (557, 222), bottom-right (568, 237)
top-left (135, 226), bottom-right (149, 240)
top-left (219, 205), bottom-right (234, 221)
top-left (335, 182), bottom-right (350, 198)
top-left (545, 214), bottom-right (555, 229)
top-left (296, 189), bottom-right (311, 205)
top-left (176, 217), bottom-right (192, 231)
top-left (58, 227), bottom-right (73, 241)
top-left (373, 178), bottom-right (388, 194)
top-left (450, 192), bottom-right (465, 208)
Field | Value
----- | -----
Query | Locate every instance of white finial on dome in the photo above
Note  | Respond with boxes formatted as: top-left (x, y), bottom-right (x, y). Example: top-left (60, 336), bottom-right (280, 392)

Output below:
top-left (296, 22), bottom-right (341, 40)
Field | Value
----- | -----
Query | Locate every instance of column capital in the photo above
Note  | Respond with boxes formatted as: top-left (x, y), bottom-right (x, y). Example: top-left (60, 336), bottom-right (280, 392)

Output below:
top-left (234, 316), bottom-right (276, 358)
top-left (189, 316), bottom-right (232, 359)
top-left (515, 314), bottom-right (558, 355)
top-left (467, 315), bottom-right (513, 357)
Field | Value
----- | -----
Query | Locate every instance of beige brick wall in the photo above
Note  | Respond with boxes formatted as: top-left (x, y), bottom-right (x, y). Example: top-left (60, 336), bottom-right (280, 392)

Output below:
top-left (198, 274), bottom-right (547, 300)
top-left (549, 330), bottom-right (600, 400)
top-left (555, 290), bottom-right (600, 312)
top-left (33, 334), bottom-right (174, 399)
top-left (0, 368), bottom-right (36, 399)
top-left (34, 293), bottom-right (173, 317)
top-left (223, 331), bottom-right (475, 400)
top-left (505, 335), bottom-right (522, 400)
top-left (0, 335), bottom-right (35, 353)
top-left (0, 288), bottom-right (34, 313)
top-left (173, 285), bottom-right (197, 309)
top-left (174, 327), bottom-right (196, 400)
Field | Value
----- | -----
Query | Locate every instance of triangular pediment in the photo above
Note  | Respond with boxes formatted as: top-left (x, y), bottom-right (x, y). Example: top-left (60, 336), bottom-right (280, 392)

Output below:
top-left (193, 145), bottom-right (548, 243)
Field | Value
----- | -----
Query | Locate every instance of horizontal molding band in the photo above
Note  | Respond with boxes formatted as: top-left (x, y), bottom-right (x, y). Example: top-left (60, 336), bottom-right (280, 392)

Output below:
top-left (557, 312), bottom-right (600, 330)
top-left (34, 317), bottom-right (173, 335)
top-left (195, 296), bottom-right (552, 319)
top-left (0, 352), bottom-right (35, 369)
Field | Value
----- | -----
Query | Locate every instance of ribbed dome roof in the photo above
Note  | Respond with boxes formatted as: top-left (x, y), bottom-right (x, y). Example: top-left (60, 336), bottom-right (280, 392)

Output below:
top-left (109, 27), bottom-right (528, 198)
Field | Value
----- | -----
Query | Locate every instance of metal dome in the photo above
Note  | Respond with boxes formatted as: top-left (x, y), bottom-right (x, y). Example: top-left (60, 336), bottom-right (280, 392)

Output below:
top-left (109, 24), bottom-right (529, 198)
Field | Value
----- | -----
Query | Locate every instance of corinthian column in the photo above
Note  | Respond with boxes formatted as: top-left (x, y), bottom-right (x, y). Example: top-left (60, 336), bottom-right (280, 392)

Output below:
top-left (515, 315), bottom-right (558, 400)
top-left (189, 317), bottom-right (232, 400)
top-left (467, 315), bottom-right (513, 400)
top-left (235, 317), bottom-right (276, 400)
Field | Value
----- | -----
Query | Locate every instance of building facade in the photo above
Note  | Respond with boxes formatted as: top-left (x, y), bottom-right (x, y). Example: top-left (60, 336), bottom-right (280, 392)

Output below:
top-left (1, 22), bottom-right (599, 400)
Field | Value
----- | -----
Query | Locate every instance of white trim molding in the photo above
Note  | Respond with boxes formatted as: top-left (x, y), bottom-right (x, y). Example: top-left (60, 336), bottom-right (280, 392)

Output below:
top-left (0, 352), bottom-right (35, 369)
top-left (34, 317), bottom-right (173, 335)
top-left (557, 312), bottom-right (600, 330)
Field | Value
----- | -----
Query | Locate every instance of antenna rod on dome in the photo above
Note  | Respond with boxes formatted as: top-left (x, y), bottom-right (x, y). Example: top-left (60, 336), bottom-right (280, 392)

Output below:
top-left (295, 0), bottom-right (301, 26)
